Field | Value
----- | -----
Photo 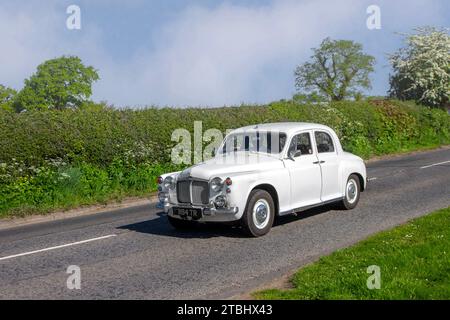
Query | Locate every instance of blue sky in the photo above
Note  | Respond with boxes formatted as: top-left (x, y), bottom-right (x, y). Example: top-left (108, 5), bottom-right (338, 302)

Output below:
top-left (0, 0), bottom-right (448, 107)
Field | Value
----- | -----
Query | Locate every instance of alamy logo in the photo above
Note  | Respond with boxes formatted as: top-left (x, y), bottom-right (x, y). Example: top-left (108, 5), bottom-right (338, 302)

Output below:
top-left (66, 5), bottom-right (81, 30)
top-left (366, 5), bottom-right (381, 30)
top-left (366, 265), bottom-right (381, 289)
top-left (170, 121), bottom-right (285, 166)
top-left (66, 265), bottom-right (81, 289)
top-left (171, 121), bottom-right (227, 165)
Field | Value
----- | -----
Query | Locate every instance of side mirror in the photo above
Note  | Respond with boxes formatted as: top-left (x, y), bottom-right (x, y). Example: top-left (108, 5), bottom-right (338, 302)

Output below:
top-left (288, 149), bottom-right (301, 160)
top-left (211, 147), bottom-right (216, 157)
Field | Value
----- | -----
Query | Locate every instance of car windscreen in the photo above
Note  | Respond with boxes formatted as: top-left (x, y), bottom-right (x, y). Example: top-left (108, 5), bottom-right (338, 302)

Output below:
top-left (220, 131), bottom-right (287, 154)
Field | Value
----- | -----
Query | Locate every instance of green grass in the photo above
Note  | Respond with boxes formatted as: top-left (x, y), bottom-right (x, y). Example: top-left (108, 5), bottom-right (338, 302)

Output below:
top-left (0, 161), bottom-right (180, 218)
top-left (254, 207), bottom-right (450, 300)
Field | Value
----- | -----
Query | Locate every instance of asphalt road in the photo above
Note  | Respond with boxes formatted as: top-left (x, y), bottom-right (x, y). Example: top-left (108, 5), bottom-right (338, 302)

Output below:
top-left (0, 148), bottom-right (449, 299)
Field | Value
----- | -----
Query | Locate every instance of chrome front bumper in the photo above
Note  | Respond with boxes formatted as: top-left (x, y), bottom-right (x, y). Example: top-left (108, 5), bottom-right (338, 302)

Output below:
top-left (158, 200), bottom-right (239, 222)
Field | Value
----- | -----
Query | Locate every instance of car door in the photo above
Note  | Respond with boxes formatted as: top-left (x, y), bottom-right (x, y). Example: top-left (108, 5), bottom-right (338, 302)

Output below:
top-left (283, 131), bottom-right (322, 209)
top-left (314, 130), bottom-right (341, 201)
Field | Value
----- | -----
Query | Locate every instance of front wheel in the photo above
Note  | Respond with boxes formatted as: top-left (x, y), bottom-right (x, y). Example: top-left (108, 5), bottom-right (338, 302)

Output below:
top-left (241, 189), bottom-right (275, 237)
top-left (340, 174), bottom-right (361, 210)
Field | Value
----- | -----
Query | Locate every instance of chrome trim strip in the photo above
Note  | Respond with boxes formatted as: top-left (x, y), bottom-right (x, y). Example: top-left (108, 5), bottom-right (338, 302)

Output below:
top-left (189, 180), bottom-right (193, 204)
top-left (204, 206), bottom-right (239, 216)
top-left (168, 205), bottom-right (239, 217)
top-left (279, 197), bottom-right (344, 216)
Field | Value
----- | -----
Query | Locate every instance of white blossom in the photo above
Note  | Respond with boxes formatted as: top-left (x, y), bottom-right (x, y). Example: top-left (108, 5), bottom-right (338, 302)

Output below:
top-left (389, 27), bottom-right (450, 108)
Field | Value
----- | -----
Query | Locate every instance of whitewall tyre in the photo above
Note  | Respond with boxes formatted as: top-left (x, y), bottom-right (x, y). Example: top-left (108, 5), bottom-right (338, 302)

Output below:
top-left (341, 174), bottom-right (361, 210)
top-left (242, 189), bottom-right (275, 237)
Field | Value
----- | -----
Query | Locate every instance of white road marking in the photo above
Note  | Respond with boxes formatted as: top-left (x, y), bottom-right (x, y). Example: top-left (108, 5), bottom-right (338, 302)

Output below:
top-left (420, 160), bottom-right (450, 169)
top-left (367, 177), bottom-right (377, 181)
top-left (0, 234), bottom-right (117, 261)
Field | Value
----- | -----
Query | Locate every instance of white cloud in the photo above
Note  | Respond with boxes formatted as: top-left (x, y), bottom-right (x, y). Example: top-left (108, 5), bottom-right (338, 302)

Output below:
top-left (0, 0), bottom-right (448, 107)
top-left (0, 1), bottom-right (106, 90)
top-left (101, 0), bottom-right (364, 106)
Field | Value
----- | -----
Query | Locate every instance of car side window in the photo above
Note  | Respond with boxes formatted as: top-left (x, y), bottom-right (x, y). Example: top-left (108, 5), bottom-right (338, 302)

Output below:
top-left (315, 131), bottom-right (335, 153)
top-left (288, 132), bottom-right (313, 157)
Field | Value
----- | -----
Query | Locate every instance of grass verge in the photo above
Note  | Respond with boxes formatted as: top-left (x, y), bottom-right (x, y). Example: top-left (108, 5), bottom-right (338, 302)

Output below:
top-left (254, 206), bottom-right (450, 299)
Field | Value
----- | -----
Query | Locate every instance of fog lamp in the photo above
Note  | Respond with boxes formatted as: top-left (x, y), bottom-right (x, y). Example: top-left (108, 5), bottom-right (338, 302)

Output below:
top-left (214, 195), bottom-right (227, 208)
top-left (158, 192), bottom-right (168, 202)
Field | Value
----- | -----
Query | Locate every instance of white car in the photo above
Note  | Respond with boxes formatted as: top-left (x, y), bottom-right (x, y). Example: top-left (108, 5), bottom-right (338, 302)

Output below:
top-left (157, 122), bottom-right (367, 237)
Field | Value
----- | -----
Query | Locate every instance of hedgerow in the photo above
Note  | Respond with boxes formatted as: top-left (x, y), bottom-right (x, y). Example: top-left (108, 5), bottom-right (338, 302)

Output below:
top-left (0, 99), bottom-right (449, 217)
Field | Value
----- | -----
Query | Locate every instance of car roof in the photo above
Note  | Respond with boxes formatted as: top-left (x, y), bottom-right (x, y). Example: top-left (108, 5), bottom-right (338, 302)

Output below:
top-left (228, 122), bottom-right (333, 136)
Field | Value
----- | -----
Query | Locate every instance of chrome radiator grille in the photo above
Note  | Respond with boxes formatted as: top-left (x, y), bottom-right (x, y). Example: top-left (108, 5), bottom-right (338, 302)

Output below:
top-left (191, 180), bottom-right (209, 204)
top-left (177, 180), bottom-right (209, 204)
top-left (177, 180), bottom-right (191, 203)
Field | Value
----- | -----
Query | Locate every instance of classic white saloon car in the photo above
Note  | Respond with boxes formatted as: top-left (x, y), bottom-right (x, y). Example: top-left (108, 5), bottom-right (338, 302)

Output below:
top-left (157, 122), bottom-right (367, 237)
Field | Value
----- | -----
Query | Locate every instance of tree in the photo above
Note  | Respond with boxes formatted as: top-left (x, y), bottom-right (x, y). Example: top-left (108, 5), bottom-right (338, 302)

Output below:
top-left (389, 27), bottom-right (449, 108)
top-left (0, 84), bottom-right (17, 111)
top-left (14, 56), bottom-right (99, 112)
top-left (295, 38), bottom-right (375, 101)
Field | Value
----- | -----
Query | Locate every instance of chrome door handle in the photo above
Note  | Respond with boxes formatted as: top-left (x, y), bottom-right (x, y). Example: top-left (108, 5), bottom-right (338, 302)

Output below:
top-left (312, 161), bottom-right (319, 164)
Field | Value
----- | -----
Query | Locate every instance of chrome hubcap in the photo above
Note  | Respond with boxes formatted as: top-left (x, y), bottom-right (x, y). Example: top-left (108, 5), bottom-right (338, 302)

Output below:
top-left (253, 199), bottom-right (270, 229)
top-left (346, 179), bottom-right (358, 204)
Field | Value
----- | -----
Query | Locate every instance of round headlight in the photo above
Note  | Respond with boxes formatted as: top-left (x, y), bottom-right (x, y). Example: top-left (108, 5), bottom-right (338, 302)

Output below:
top-left (210, 177), bottom-right (224, 192)
top-left (163, 176), bottom-right (175, 189)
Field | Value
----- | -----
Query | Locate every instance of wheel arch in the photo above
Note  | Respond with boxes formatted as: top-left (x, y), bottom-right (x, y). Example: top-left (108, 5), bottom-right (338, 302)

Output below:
top-left (250, 183), bottom-right (280, 215)
top-left (350, 172), bottom-right (365, 192)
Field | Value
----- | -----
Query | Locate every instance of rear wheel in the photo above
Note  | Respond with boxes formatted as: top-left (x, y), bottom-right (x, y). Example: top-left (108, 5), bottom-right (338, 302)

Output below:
top-left (341, 174), bottom-right (361, 210)
top-left (168, 216), bottom-right (197, 230)
top-left (241, 189), bottom-right (275, 237)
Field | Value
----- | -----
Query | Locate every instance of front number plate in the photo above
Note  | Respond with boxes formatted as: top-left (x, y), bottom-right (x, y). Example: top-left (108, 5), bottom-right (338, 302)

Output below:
top-left (173, 207), bottom-right (202, 219)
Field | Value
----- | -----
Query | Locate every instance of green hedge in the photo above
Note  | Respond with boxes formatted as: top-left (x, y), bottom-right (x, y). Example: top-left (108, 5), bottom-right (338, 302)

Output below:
top-left (0, 99), bottom-right (449, 216)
